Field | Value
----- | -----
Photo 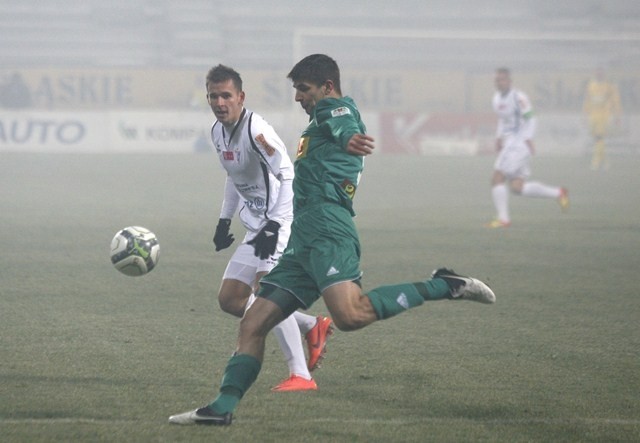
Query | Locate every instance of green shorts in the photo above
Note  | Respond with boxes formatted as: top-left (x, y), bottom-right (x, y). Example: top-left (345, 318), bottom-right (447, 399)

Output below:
top-left (259, 203), bottom-right (361, 309)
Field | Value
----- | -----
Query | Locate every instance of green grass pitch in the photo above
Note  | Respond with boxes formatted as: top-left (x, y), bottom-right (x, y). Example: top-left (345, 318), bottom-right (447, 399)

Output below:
top-left (1, 152), bottom-right (639, 442)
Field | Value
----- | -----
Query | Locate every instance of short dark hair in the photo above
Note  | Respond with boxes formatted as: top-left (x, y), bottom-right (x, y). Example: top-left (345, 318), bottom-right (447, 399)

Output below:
top-left (496, 67), bottom-right (511, 77)
top-left (206, 64), bottom-right (243, 91)
top-left (287, 54), bottom-right (341, 94)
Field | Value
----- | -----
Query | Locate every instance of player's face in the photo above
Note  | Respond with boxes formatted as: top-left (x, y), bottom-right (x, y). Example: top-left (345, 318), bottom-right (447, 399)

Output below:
top-left (495, 72), bottom-right (511, 95)
top-left (292, 80), bottom-right (329, 115)
top-left (207, 79), bottom-right (245, 125)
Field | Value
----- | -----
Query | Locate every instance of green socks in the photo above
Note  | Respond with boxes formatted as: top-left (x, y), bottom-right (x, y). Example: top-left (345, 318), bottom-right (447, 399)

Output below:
top-left (366, 278), bottom-right (451, 320)
top-left (418, 278), bottom-right (451, 301)
top-left (206, 279), bottom-right (453, 413)
top-left (208, 353), bottom-right (262, 414)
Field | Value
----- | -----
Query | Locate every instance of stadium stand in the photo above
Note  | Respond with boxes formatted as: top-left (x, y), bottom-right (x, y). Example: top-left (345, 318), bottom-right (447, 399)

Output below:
top-left (0, 0), bottom-right (638, 71)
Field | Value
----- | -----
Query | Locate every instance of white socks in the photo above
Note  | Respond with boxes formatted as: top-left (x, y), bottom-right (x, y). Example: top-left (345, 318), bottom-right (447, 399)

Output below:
top-left (292, 311), bottom-right (317, 335)
top-left (493, 181), bottom-right (562, 222)
top-left (492, 183), bottom-right (510, 222)
top-left (521, 181), bottom-right (561, 198)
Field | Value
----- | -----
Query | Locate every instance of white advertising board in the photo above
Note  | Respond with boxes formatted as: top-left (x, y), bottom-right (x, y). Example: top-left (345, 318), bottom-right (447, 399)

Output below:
top-left (0, 111), bottom-right (213, 153)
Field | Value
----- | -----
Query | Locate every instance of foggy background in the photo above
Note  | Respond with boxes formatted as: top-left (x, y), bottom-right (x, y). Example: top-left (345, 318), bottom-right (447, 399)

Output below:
top-left (1, 0), bottom-right (639, 154)
top-left (2, 0), bottom-right (639, 71)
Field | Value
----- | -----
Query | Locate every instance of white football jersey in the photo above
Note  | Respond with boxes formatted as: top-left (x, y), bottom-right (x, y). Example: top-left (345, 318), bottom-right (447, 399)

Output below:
top-left (492, 88), bottom-right (536, 145)
top-left (211, 108), bottom-right (294, 233)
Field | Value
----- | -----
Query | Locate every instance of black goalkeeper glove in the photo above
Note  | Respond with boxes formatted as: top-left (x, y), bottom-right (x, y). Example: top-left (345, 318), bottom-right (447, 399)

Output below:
top-left (247, 220), bottom-right (280, 260)
top-left (213, 218), bottom-right (234, 251)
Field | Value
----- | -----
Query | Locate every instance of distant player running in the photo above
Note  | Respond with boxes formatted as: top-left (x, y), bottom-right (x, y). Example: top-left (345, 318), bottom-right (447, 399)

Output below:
top-left (486, 67), bottom-right (569, 228)
top-left (583, 67), bottom-right (622, 171)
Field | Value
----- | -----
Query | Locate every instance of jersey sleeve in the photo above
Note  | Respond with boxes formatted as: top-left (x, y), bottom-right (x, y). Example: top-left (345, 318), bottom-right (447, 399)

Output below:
top-left (521, 115), bottom-right (536, 140)
top-left (516, 91), bottom-right (536, 140)
top-left (219, 175), bottom-right (240, 219)
top-left (265, 176), bottom-right (293, 224)
top-left (314, 99), bottom-right (364, 150)
top-left (248, 114), bottom-right (294, 181)
top-left (516, 91), bottom-right (534, 119)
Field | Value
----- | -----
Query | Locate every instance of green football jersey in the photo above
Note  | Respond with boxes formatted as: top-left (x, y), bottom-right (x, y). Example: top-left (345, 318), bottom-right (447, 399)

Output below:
top-left (293, 96), bottom-right (367, 216)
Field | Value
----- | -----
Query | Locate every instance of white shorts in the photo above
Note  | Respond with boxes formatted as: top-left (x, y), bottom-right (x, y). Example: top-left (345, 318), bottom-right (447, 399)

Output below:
top-left (222, 224), bottom-right (291, 287)
top-left (494, 143), bottom-right (531, 180)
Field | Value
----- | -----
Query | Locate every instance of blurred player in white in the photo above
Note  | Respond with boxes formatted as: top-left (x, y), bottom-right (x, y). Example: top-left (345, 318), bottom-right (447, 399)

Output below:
top-left (207, 64), bottom-right (333, 391)
top-left (486, 67), bottom-right (569, 228)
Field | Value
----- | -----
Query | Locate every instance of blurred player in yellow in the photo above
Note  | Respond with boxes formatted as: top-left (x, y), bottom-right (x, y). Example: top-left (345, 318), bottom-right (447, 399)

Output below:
top-left (583, 67), bottom-right (622, 171)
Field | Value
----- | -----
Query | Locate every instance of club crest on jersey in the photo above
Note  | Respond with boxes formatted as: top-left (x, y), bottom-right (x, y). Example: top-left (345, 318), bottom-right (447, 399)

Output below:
top-left (296, 137), bottom-right (309, 159)
top-left (255, 134), bottom-right (275, 156)
top-left (331, 106), bottom-right (351, 118)
top-left (223, 151), bottom-right (235, 160)
top-left (341, 179), bottom-right (356, 199)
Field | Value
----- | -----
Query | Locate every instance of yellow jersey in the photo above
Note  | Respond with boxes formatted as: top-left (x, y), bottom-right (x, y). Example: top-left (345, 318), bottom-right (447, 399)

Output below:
top-left (583, 80), bottom-right (622, 116)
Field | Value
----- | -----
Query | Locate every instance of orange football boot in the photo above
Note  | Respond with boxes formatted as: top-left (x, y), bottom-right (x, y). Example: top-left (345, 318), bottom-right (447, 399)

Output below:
top-left (271, 375), bottom-right (318, 392)
top-left (305, 316), bottom-right (334, 371)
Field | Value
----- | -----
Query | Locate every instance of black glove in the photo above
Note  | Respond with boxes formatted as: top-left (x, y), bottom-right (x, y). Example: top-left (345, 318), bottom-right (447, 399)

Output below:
top-left (213, 218), bottom-right (234, 251)
top-left (247, 220), bottom-right (280, 260)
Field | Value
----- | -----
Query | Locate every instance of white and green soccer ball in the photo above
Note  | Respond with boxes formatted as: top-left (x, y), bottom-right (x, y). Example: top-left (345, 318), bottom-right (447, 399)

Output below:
top-left (110, 226), bottom-right (160, 276)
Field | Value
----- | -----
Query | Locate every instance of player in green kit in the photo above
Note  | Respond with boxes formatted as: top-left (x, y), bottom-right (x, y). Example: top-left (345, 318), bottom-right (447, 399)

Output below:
top-left (169, 54), bottom-right (496, 426)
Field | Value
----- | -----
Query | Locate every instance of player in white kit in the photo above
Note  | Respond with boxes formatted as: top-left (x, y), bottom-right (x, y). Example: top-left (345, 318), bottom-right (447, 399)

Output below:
top-left (207, 64), bottom-right (333, 391)
top-left (487, 67), bottom-right (569, 228)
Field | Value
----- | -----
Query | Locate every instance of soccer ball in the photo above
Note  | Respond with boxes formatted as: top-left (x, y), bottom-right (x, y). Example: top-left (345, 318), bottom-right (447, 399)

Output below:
top-left (110, 226), bottom-right (160, 276)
